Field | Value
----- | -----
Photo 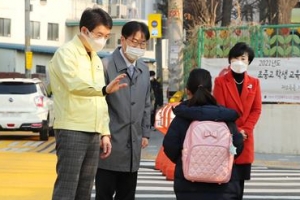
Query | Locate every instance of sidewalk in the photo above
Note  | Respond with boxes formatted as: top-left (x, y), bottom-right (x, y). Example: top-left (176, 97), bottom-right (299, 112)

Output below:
top-left (143, 129), bottom-right (300, 169)
top-left (254, 152), bottom-right (300, 169)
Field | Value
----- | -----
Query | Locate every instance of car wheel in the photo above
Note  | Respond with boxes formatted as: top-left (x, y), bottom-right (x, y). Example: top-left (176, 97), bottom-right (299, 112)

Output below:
top-left (47, 114), bottom-right (54, 137)
top-left (40, 120), bottom-right (49, 141)
top-left (49, 128), bottom-right (55, 137)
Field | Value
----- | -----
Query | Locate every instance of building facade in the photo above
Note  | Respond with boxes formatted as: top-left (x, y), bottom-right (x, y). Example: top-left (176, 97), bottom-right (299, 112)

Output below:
top-left (0, 0), bottom-right (156, 76)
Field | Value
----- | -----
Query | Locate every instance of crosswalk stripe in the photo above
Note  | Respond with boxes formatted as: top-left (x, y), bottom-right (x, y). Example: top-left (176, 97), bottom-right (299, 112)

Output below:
top-left (38, 142), bottom-right (56, 153)
top-left (91, 160), bottom-right (300, 200)
top-left (137, 180), bottom-right (173, 185)
top-left (244, 188), bottom-right (300, 193)
top-left (251, 173), bottom-right (300, 176)
top-left (0, 138), bottom-right (55, 153)
top-left (135, 194), bottom-right (176, 198)
top-left (251, 177), bottom-right (300, 180)
top-left (252, 169), bottom-right (300, 172)
top-left (245, 182), bottom-right (300, 186)
top-left (136, 186), bottom-right (173, 191)
top-left (137, 176), bottom-right (167, 180)
top-left (27, 141), bottom-right (51, 152)
top-left (243, 196), bottom-right (300, 200)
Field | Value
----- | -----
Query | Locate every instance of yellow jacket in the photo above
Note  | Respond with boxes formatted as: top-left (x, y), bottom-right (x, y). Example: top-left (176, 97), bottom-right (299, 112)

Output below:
top-left (48, 35), bottom-right (109, 136)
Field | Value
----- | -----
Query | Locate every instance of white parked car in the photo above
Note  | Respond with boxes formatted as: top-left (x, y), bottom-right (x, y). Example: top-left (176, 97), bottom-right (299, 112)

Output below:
top-left (0, 78), bottom-right (54, 141)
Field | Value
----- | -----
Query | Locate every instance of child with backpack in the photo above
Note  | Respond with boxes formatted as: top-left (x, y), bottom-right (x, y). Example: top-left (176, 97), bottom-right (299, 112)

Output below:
top-left (163, 68), bottom-right (244, 200)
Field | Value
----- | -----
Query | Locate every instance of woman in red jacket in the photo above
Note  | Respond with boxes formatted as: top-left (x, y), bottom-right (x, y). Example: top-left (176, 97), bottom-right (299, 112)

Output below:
top-left (213, 42), bottom-right (262, 200)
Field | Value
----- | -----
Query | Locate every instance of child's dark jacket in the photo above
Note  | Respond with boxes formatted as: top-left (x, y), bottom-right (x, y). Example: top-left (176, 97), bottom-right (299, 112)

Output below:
top-left (163, 101), bottom-right (244, 200)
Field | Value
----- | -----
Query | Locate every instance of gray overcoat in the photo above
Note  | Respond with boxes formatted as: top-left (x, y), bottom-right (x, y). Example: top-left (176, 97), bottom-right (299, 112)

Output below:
top-left (98, 47), bottom-right (151, 172)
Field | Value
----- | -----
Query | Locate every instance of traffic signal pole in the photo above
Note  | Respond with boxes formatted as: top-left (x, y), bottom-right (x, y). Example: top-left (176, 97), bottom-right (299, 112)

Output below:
top-left (167, 0), bottom-right (183, 99)
top-left (25, 0), bottom-right (32, 78)
top-left (155, 38), bottom-right (163, 83)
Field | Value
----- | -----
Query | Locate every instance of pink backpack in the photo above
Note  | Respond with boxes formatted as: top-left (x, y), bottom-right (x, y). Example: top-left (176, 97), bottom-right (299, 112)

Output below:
top-left (182, 121), bottom-right (234, 183)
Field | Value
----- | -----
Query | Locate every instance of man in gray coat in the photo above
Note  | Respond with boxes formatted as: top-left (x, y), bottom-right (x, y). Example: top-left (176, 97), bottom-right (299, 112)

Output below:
top-left (95, 21), bottom-right (151, 200)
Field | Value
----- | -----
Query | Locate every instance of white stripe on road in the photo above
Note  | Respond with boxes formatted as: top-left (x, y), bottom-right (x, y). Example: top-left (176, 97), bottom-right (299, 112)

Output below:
top-left (243, 195), bottom-right (300, 199)
top-left (138, 172), bottom-right (164, 175)
top-left (135, 194), bottom-right (176, 198)
top-left (245, 182), bottom-right (300, 186)
top-left (91, 162), bottom-right (300, 200)
top-left (24, 141), bottom-right (43, 147)
top-left (251, 177), bottom-right (300, 181)
top-left (8, 141), bottom-right (20, 147)
top-left (137, 180), bottom-right (173, 185)
top-left (0, 147), bottom-right (31, 152)
top-left (244, 188), bottom-right (300, 193)
top-left (252, 169), bottom-right (300, 173)
top-left (137, 176), bottom-right (167, 180)
top-left (251, 173), bottom-right (300, 176)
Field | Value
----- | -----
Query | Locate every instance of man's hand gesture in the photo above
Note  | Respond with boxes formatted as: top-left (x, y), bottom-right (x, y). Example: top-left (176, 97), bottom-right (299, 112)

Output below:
top-left (106, 74), bottom-right (128, 94)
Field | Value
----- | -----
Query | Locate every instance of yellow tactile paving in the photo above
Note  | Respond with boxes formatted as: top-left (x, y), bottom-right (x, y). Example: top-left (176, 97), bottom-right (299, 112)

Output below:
top-left (0, 152), bottom-right (56, 200)
top-left (0, 141), bottom-right (12, 148)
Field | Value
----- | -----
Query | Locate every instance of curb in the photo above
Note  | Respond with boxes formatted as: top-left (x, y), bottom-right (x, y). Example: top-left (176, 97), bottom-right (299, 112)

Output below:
top-left (253, 159), bottom-right (300, 169)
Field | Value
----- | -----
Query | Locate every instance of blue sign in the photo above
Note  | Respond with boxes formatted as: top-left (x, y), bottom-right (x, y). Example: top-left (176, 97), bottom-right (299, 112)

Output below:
top-left (151, 20), bottom-right (158, 28)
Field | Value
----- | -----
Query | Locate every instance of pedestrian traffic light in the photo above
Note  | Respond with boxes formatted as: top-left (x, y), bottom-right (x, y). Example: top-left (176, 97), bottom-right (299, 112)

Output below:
top-left (148, 13), bottom-right (162, 38)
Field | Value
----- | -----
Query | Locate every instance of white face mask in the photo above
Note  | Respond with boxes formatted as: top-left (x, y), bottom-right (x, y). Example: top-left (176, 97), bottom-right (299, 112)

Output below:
top-left (230, 60), bottom-right (248, 73)
top-left (125, 45), bottom-right (145, 61)
top-left (81, 31), bottom-right (107, 52)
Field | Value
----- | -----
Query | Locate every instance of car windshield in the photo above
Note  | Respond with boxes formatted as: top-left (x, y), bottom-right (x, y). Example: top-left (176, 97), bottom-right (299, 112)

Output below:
top-left (0, 82), bottom-right (37, 94)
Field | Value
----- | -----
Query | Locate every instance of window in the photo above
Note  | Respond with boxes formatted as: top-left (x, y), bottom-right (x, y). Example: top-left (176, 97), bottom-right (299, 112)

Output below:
top-left (0, 18), bottom-right (11, 37)
top-left (106, 33), bottom-right (115, 48)
top-left (47, 23), bottom-right (59, 41)
top-left (36, 65), bottom-right (46, 74)
top-left (0, 82), bottom-right (37, 94)
top-left (30, 21), bottom-right (40, 39)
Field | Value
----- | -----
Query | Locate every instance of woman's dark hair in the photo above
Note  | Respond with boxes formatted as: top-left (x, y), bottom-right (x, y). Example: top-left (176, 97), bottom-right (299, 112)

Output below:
top-left (121, 21), bottom-right (150, 41)
top-left (186, 68), bottom-right (217, 106)
top-left (228, 42), bottom-right (255, 64)
top-left (79, 7), bottom-right (113, 31)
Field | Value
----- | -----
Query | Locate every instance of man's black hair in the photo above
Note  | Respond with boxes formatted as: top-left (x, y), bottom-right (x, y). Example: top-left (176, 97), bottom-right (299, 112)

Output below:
top-left (121, 21), bottom-right (150, 41)
top-left (79, 7), bottom-right (112, 31)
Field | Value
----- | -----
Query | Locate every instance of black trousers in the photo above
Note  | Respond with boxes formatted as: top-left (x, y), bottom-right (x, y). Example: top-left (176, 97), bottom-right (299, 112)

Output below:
top-left (95, 168), bottom-right (138, 200)
top-left (238, 180), bottom-right (245, 200)
top-left (151, 103), bottom-right (159, 126)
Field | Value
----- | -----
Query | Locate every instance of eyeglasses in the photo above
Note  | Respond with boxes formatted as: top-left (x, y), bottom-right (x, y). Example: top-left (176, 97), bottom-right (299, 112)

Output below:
top-left (90, 31), bottom-right (110, 40)
top-left (126, 38), bottom-right (147, 49)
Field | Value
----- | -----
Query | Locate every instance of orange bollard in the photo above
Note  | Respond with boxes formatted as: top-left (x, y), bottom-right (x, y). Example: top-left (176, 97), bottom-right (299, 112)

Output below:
top-left (154, 103), bottom-right (180, 178)
top-left (159, 152), bottom-right (167, 173)
top-left (154, 146), bottom-right (164, 170)
top-left (165, 162), bottom-right (175, 180)
top-left (161, 157), bottom-right (172, 175)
